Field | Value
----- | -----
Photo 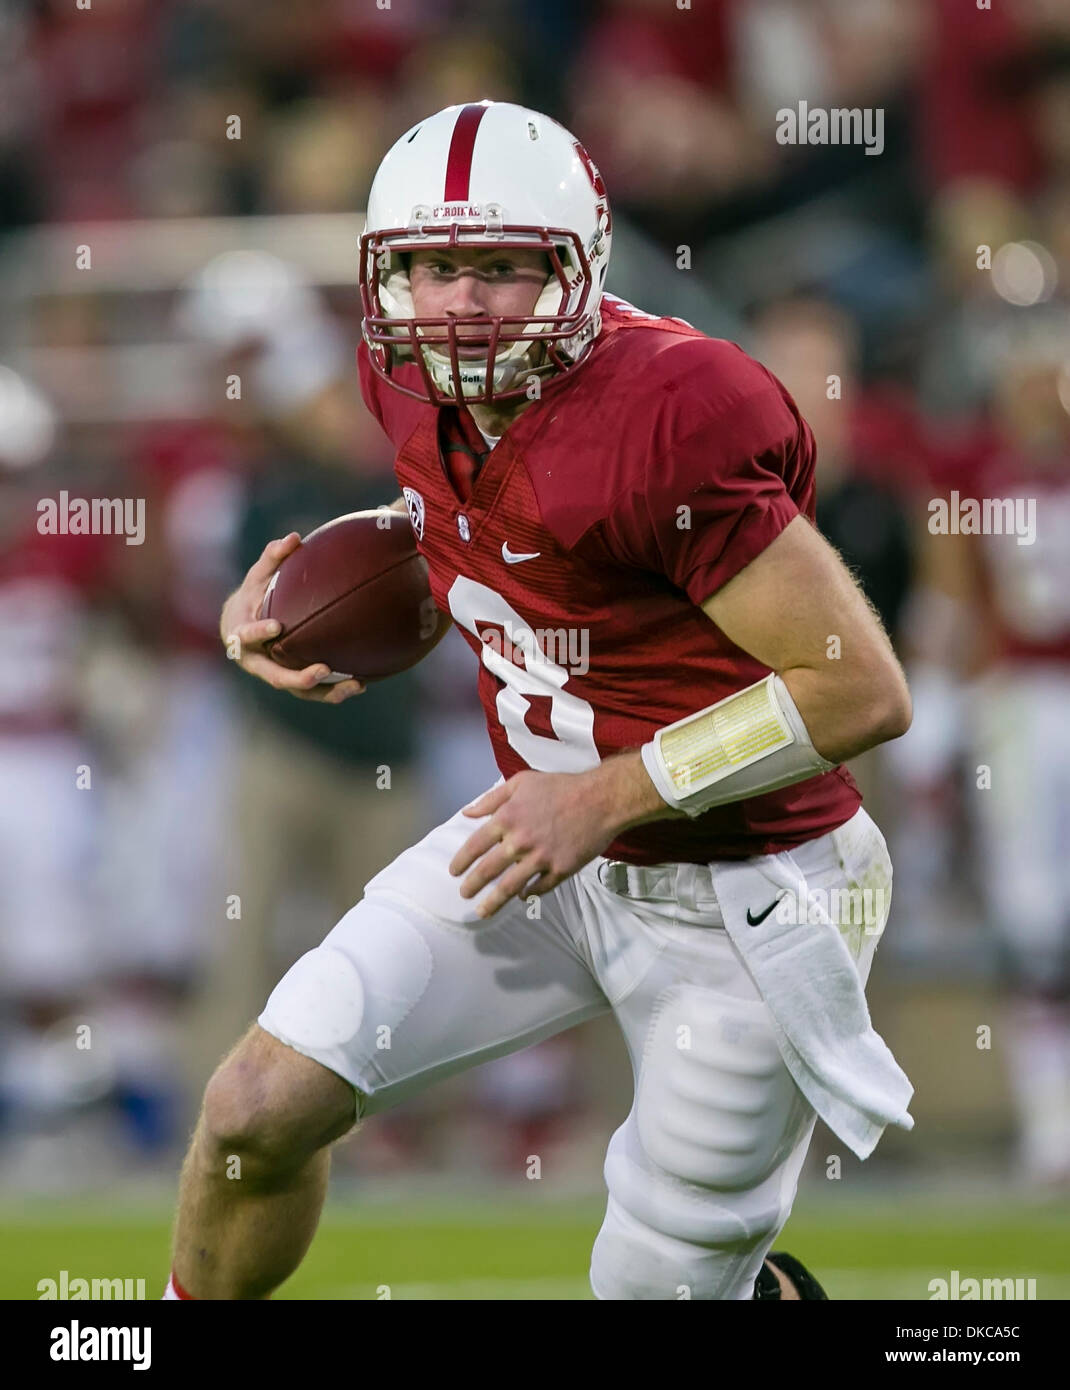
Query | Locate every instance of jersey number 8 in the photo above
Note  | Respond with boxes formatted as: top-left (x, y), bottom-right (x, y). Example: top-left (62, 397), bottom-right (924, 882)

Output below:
top-left (447, 575), bottom-right (600, 772)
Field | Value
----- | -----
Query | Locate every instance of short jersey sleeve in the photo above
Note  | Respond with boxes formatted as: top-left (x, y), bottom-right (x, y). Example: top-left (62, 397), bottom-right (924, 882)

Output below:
top-left (603, 360), bottom-right (813, 605)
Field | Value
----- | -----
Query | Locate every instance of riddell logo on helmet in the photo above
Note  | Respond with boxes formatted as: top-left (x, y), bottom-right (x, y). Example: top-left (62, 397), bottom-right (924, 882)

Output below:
top-left (432, 203), bottom-right (483, 219)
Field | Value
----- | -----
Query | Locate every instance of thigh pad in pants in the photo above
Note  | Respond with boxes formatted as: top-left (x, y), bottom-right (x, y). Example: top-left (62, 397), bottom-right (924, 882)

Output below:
top-left (258, 801), bottom-right (608, 1115)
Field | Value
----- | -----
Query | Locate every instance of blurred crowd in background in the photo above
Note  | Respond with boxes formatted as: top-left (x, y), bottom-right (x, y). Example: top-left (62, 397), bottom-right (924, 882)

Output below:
top-left (1, 0), bottom-right (1069, 1197)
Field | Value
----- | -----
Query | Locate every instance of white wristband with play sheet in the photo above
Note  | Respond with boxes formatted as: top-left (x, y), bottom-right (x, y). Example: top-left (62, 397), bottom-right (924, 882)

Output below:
top-left (640, 674), bottom-right (836, 819)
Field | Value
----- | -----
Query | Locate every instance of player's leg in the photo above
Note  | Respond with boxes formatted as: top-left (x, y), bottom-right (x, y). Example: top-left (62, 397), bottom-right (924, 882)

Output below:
top-left (171, 1023), bottom-right (357, 1299)
top-left (571, 808), bottom-right (892, 1299)
top-left (590, 969), bottom-right (819, 1300)
top-left (170, 797), bottom-right (610, 1298)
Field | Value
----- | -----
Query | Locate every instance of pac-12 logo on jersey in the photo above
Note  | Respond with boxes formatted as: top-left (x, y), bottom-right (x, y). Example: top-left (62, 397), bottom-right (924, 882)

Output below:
top-left (403, 487), bottom-right (425, 540)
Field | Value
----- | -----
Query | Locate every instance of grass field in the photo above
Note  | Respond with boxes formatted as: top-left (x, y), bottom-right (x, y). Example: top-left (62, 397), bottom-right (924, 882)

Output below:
top-left (4, 1188), bottom-right (1069, 1300)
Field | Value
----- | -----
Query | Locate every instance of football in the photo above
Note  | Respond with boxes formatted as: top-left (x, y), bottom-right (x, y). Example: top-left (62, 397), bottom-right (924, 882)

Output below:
top-left (260, 509), bottom-right (448, 681)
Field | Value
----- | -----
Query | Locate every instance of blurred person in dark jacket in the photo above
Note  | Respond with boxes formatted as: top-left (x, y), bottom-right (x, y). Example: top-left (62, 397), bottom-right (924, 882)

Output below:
top-left (177, 255), bottom-right (423, 1101)
top-left (750, 297), bottom-right (927, 954)
top-left (749, 297), bottom-right (916, 648)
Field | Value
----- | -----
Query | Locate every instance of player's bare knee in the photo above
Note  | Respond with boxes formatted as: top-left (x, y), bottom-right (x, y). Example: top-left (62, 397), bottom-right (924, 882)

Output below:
top-left (200, 1025), bottom-right (358, 1175)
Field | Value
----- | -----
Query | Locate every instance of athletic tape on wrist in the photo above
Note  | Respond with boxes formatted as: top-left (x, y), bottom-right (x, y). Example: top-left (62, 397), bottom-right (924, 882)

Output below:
top-left (640, 674), bottom-right (835, 818)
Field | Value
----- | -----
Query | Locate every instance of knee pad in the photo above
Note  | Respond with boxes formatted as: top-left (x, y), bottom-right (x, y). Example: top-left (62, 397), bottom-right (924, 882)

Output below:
top-left (636, 985), bottom-right (809, 1196)
top-left (262, 945), bottom-right (368, 1053)
top-left (258, 902), bottom-right (434, 1106)
top-left (591, 1190), bottom-right (761, 1300)
top-left (591, 986), bottom-right (815, 1299)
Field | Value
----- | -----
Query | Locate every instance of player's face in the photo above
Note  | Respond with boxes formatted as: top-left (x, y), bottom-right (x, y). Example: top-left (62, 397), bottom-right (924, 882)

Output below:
top-left (408, 247), bottom-right (550, 357)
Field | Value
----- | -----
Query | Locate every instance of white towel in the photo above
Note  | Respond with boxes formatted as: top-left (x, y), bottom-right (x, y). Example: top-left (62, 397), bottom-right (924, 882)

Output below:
top-left (708, 853), bottom-right (914, 1160)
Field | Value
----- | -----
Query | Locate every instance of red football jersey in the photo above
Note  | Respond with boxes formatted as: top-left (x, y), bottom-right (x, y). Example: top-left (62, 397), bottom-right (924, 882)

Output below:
top-left (358, 294), bottom-right (860, 863)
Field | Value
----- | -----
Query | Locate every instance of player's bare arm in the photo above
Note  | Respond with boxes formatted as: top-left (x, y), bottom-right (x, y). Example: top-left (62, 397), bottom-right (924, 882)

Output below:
top-left (700, 514), bottom-right (912, 760)
top-left (453, 515), bottom-right (911, 918)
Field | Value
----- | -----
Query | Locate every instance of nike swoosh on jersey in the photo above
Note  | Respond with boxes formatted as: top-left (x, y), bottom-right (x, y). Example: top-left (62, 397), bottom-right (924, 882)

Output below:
top-left (501, 542), bottom-right (541, 564)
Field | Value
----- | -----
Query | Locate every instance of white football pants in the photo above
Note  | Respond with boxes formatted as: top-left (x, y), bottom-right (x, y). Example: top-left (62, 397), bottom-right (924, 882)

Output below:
top-left (260, 799), bottom-right (892, 1299)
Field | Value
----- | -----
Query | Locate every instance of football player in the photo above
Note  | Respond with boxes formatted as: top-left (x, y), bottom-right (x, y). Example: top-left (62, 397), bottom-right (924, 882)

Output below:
top-left (168, 102), bottom-right (913, 1301)
top-left (911, 319), bottom-right (1070, 1187)
top-left (0, 372), bottom-right (107, 1147)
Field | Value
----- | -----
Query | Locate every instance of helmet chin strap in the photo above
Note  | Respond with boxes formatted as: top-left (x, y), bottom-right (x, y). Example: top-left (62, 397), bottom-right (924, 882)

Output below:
top-left (422, 339), bottom-right (541, 401)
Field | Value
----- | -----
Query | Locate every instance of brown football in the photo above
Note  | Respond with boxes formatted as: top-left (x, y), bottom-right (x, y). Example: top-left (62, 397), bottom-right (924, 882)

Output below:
top-left (260, 510), bottom-right (449, 681)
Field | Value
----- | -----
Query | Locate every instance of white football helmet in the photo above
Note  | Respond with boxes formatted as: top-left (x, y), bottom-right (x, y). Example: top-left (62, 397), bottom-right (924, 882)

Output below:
top-left (359, 100), bottom-right (613, 406)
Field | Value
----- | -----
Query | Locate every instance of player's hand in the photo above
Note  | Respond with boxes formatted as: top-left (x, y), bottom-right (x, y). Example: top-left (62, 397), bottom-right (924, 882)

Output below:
top-left (220, 533), bottom-right (366, 705)
top-left (449, 769), bottom-right (621, 919)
